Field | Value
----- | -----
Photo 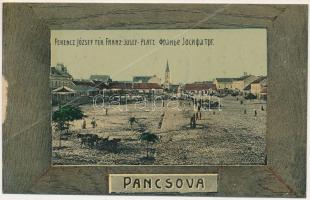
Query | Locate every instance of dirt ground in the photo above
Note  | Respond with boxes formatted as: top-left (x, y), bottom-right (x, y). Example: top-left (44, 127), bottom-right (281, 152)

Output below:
top-left (52, 95), bottom-right (266, 165)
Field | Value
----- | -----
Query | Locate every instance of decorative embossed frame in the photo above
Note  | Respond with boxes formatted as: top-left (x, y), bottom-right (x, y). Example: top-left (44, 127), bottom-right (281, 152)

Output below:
top-left (2, 3), bottom-right (307, 197)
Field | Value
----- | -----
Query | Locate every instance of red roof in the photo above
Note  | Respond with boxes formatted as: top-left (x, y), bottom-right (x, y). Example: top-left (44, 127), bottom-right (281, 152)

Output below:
top-left (110, 82), bottom-right (133, 90)
top-left (184, 83), bottom-right (216, 91)
top-left (133, 83), bottom-right (162, 90)
top-left (109, 82), bottom-right (162, 90)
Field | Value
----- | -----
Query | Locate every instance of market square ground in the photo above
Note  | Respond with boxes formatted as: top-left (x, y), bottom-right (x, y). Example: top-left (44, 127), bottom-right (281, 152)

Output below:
top-left (52, 95), bottom-right (266, 165)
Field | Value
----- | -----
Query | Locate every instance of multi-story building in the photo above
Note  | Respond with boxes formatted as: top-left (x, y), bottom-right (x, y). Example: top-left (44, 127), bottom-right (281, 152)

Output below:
top-left (251, 76), bottom-right (267, 100)
top-left (72, 80), bottom-right (100, 97)
top-left (50, 63), bottom-right (74, 89)
top-left (184, 82), bottom-right (216, 94)
top-left (232, 75), bottom-right (260, 91)
top-left (213, 78), bottom-right (234, 90)
top-left (109, 81), bottom-right (163, 94)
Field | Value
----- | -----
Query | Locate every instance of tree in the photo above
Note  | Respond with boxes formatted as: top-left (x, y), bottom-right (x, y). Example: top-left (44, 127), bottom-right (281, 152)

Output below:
top-left (245, 93), bottom-right (257, 100)
top-left (52, 105), bottom-right (85, 147)
top-left (138, 131), bottom-right (159, 158)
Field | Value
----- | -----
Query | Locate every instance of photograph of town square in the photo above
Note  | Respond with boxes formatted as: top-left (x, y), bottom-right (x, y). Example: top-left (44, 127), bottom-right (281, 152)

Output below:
top-left (51, 61), bottom-right (267, 165)
top-left (51, 29), bottom-right (267, 165)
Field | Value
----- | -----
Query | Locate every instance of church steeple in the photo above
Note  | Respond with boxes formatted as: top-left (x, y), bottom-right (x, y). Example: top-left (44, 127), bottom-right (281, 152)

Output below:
top-left (164, 60), bottom-right (171, 89)
top-left (165, 60), bottom-right (170, 72)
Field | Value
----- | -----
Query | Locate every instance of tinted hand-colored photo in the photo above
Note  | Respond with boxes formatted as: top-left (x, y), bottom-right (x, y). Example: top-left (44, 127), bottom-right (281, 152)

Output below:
top-left (50, 29), bottom-right (267, 165)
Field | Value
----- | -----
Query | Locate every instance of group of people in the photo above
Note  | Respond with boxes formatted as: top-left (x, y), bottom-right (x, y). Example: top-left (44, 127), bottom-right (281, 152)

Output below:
top-left (190, 100), bottom-right (203, 128)
top-left (242, 102), bottom-right (264, 116)
top-left (81, 107), bottom-right (110, 129)
top-left (82, 117), bottom-right (97, 129)
top-left (189, 95), bottom-right (266, 128)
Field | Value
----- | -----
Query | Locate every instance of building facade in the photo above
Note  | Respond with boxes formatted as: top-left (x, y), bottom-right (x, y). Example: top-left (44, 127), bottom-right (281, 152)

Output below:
top-left (251, 76), bottom-right (267, 100)
top-left (51, 86), bottom-right (76, 105)
top-left (109, 81), bottom-right (163, 94)
top-left (232, 75), bottom-right (260, 91)
top-left (184, 82), bottom-right (216, 94)
top-left (213, 78), bottom-right (234, 90)
top-left (50, 63), bottom-right (74, 89)
top-left (72, 80), bottom-right (100, 97)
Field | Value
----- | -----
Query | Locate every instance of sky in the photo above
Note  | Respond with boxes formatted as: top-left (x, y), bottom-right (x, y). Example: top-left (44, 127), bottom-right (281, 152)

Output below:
top-left (51, 29), bottom-right (267, 84)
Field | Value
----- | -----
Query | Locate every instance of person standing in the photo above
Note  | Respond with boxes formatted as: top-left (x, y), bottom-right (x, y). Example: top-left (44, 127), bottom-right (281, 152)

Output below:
top-left (190, 116), bottom-right (193, 128)
top-left (91, 117), bottom-right (97, 128)
top-left (192, 114), bottom-right (196, 128)
top-left (82, 119), bottom-right (86, 129)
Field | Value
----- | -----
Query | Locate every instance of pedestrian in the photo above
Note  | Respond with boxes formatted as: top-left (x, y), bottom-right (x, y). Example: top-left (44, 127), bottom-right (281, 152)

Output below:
top-left (192, 114), bottom-right (196, 128)
top-left (82, 119), bottom-right (86, 129)
top-left (237, 97), bottom-right (239, 101)
top-left (91, 117), bottom-right (97, 128)
top-left (106, 108), bottom-right (108, 115)
top-left (213, 110), bottom-right (215, 115)
top-left (190, 116), bottom-right (193, 128)
top-left (254, 109), bottom-right (257, 117)
top-left (199, 111), bottom-right (202, 120)
top-left (196, 112), bottom-right (199, 120)
top-left (244, 109), bottom-right (247, 114)
top-left (261, 105), bottom-right (264, 111)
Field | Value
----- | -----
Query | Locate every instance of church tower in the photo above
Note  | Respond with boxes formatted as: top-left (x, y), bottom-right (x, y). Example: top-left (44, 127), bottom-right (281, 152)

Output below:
top-left (164, 60), bottom-right (171, 89)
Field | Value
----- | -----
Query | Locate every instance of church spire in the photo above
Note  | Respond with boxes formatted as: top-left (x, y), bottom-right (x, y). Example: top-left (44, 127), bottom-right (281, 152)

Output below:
top-left (164, 60), bottom-right (171, 89)
top-left (165, 60), bottom-right (170, 72)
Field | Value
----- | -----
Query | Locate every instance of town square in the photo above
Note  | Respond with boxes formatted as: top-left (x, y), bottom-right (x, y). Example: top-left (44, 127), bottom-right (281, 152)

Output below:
top-left (51, 61), bottom-right (267, 165)
top-left (50, 29), bottom-right (267, 165)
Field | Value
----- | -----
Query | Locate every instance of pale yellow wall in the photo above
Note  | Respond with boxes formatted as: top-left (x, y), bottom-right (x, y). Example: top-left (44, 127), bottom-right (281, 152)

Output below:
top-left (251, 83), bottom-right (261, 95)
top-left (215, 82), bottom-right (233, 89)
top-left (232, 80), bottom-right (244, 90)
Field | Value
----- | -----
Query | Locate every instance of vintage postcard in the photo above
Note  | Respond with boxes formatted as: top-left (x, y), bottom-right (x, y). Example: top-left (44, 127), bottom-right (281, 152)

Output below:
top-left (2, 3), bottom-right (307, 197)
top-left (50, 29), bottom-right (267, 166)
